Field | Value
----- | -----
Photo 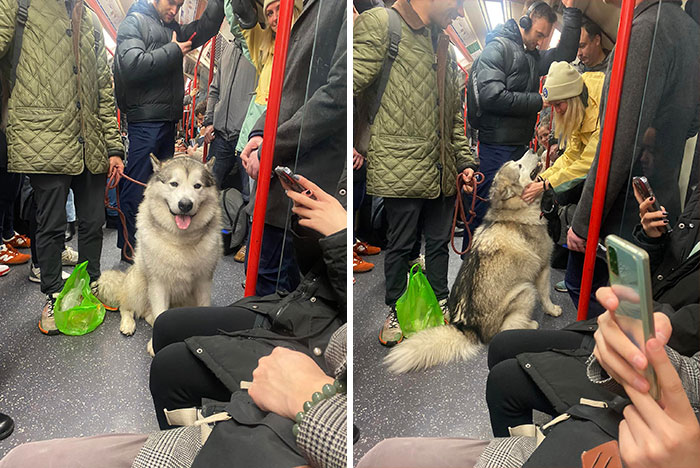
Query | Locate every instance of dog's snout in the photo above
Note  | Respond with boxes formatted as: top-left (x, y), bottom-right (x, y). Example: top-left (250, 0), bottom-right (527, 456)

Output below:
top-left (178, 199), bottom-right (193, 213)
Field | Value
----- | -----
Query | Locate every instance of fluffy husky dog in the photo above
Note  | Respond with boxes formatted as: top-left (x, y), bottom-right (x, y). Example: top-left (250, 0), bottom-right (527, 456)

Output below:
top-left (97, 155), bottom-right (222, 352)
top-left (385, 151), bottom-right (562, 374)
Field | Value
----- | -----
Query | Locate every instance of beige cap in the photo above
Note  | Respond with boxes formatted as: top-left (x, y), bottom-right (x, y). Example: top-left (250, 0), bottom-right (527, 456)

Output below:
top-left (263, 0), bottom-right (280, 13)
top-left (542, 62), bottom-right (583, 102)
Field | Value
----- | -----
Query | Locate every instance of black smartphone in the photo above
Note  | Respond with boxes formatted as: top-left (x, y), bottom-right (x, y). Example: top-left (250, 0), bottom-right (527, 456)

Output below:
top-left (632, 176), bottom-right (670, 234)
top-left (274, 166), bottom-right (306, 194)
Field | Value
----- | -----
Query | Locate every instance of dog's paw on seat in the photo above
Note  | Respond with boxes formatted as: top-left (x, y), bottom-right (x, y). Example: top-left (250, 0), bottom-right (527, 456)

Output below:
top-left (545, 305), bottom-right (562, 317)
top-left (147, 338), bottom-right (155, 357)
top-left (120, 316), bottom-right (137, 336)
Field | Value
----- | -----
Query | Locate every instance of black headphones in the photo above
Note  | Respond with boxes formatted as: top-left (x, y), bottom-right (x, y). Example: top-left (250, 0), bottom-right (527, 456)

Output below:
top-left (519, 1), bottom-right (547, 31)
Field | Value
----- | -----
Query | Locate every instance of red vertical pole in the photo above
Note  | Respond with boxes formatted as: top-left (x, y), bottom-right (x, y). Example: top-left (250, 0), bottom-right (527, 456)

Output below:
top-left (244, 0), bottom-right (294, 297)
top-left (577, 0), bottom-right (635, 321)
top-left (203, 38), bottom-right (217, 162)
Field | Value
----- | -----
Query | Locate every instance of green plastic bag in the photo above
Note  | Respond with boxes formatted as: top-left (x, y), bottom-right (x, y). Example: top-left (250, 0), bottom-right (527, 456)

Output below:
top-left (395, 264), bottom-right (444, 337)
top-left (54, 261), bottom-right (105, 336)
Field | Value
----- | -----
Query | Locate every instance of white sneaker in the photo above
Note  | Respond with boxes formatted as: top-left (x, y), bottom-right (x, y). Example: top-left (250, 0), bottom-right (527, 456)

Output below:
top-left (439, 298), bottom-right (450, 323)
top-left (28, 264), bottom-right (70, 283)
top-left (409, 253), bottom-right (426, 271)
top-left (0, 265), bottom-right (9, 277)
top-left (61, 246), bottom-right (79, 266)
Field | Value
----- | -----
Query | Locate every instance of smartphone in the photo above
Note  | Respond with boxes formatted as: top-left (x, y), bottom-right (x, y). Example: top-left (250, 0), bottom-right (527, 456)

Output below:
top-left (187, 32), bottom-right (197, 42)
top-left (274, 166), bottom-right (306, 194)
top-left (632, 176), bottom-right (670, 234)
top-left (604, 234), bottom-right (659, 399)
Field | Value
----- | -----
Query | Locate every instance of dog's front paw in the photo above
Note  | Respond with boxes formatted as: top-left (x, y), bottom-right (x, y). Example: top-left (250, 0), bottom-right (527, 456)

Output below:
top-left (120, 317), bottom-right (136, 336)
top-left (545, 305), bottom-right (562, 317)
top-left (529, 319), bottom-right (539, 329)
top-left (147, 338), bottom-right (155, 357)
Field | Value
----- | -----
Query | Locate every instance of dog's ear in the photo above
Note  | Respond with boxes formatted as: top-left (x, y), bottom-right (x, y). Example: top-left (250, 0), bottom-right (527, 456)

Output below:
top-left (205, 156), bottom-right (216, 174)
top-left (150, 154), bottom-right (162, 173)
top-left (490, 163), bottom-right (521, 203)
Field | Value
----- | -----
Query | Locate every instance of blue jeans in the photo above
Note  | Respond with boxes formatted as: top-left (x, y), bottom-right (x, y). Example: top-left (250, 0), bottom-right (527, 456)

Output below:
top-left (470, 143), bottom-right (528, 232)
top-left (207, 135), bottom-right (249, 200)
top-left (117, 122), bottom-right (176, 252)
top-left (65, 189), bottom-right (76, 223)
top-left (564, 250), bottom-right (609, 318)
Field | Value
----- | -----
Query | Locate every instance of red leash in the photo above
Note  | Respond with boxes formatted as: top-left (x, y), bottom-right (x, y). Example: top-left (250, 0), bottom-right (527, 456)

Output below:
top-left (105, 172), bottom-right (147, 262)
top-left (451, 172), bottom-right (486, 256)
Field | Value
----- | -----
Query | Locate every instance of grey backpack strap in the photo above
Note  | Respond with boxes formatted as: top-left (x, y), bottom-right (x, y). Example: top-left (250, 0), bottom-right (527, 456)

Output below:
top-left (9, 0), bottom-right (31, 95)
top-left (368, 8), bottom-right (401, 125)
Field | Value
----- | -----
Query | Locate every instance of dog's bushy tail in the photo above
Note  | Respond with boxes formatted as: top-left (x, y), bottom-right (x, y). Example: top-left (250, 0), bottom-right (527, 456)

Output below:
top-left (384, 325), bottom-right (480, 374)
top-left (95, 270), bottom-right (126, 309)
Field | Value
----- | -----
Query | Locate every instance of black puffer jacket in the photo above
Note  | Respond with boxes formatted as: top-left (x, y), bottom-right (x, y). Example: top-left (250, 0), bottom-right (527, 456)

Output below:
top-left (472, 9), bottom-right (581, 146)
top-left (114, 0), bottom-right (224, 123)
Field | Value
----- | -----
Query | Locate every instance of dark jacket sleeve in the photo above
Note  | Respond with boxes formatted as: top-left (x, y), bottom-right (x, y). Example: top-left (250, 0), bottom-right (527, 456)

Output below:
top-left (656, 302), bottom-right (700, 357)
top-left (252, 16), bottom-right (347, 165)
top-left (179, 0), bottom-right (225, 49)
top-left (571, 21), bottom-right (665, 239)
top-left (116, 15), bottom-right (183, 83)
top-left (632, 224), bottom-right (668, 273)
top-left (477, 40), bottom-right (543, 117)
top-left (537, 7), bottom-right (582, 76)
top-left (318, 229), bottom-right (347, 312)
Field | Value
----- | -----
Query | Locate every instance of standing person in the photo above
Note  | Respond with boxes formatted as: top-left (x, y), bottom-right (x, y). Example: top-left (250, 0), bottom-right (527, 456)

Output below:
top-left (566, 0), bottom-right (700, 311)
top-left (353, 0), bottom-right (478, 347)
top-left (202, 36), bottom-right (256, 193)
top-left (113, 0), bottom-right (225, 262)
top-left (469, 0), bottom-right (581, 230)
top-left (576, 20), bottom-right (609, 73)
top-left (0, 0), bottom-right (125, 334)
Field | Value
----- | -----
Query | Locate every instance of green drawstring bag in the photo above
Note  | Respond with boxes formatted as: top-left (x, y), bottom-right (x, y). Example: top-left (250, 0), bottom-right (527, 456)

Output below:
top-left (54, 261), bottom-right (105, 335)
top-left (395, 264), bottom-right (444, 337)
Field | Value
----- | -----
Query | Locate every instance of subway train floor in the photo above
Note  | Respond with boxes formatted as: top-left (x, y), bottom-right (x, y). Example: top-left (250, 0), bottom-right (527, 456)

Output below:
top-left (0, 225), bottom-right (245, 457)
top-left (352, 246), bottom-right (579, 464)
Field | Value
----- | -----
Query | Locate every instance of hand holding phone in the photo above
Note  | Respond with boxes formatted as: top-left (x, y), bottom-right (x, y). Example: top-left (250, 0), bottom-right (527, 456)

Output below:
top-left (632, 176), bottom-right (670, 235)
top-left (274, 166), bottom-right (314, 198)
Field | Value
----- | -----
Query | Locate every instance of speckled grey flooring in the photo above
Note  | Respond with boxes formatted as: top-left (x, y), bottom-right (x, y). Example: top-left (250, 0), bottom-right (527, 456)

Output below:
top-left (352, 246), bottom-right (579, 464)
top-left (0, 227), bottom-right (245, 457)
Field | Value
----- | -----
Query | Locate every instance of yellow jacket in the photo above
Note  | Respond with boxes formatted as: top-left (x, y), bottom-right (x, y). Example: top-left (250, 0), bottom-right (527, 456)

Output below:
top-left (541, 71), bottom-right (605, 192)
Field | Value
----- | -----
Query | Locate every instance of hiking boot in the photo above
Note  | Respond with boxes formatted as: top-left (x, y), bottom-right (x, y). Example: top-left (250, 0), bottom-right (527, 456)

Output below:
top-left (409, 253), bottom-right (426, 272)
top-left (28, 264), bottom-right (70, 284)
top-left (0, 244), bottom-right (30, 265)
top-left (379, 307), bottom-right (403, 347)
top-left (3, 232), bottom-right (30, 249)
top-left (353, 252), bottom-right (374, 273)
top-left (554, 280), bottom-right (568, 293)
top-left (61, 246), bottom-right (79, 266)
top-left (439, 298), bottom-right (450, 323)
top-left (233, 245), bottom-right (246, 263)
top-left (0, 265), bottom-right (9, 277)
top-left (91, 281), bottom-right (118, 312)
top-left (354, 240), bottom-right (381, 256)
top-left (39, 293), bottom-right (60, 336)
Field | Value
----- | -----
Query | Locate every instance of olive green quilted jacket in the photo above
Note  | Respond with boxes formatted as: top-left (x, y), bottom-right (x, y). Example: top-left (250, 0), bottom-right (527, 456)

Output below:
top-left (0, 0), bottom-right (124, 175)
top-left (353, 3), bottom-right (477, 199)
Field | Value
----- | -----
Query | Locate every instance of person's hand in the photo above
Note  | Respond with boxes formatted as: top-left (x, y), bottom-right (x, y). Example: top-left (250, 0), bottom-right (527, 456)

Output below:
top-left (566, 227), bottom-right (586, 252)
top-left (240, 136), bottom-right (263, 180)
top-left (286, 175), bottom-right (347, 236)
top-left (352, 148), bottom-right (365, 170)
top-left (460, 168), bottom-right (475, 194)
top-left (108, 156), bottom-right (124, 182)
top-left (592, 287), bottom-right (672, 393)
top-left (633, 184), bottom-right (668, 238)
top-left (172, 31), bottom-right (192, 55)
top-left (522, 181), bottom-right (545, 204)
top-left (248, 346), bottom-right (334, 421)
top-left (617, 334), bottom-right (700, 468)
top-left (561, 0), bottom-right (575, 8)
top-left (203, 125), bottom-right (215, 144)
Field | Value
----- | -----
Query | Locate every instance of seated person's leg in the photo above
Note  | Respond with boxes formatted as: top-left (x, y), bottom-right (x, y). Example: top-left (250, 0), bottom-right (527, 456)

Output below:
top-left (150, 342), bottom-right (232, 430)
top-left (486, 358), bottom-right (557, 437)
top-left (487, 329), bottom-right (586, 370)
top-left (357, 437), bottom-right (490, 468)
top-left (152, 306), bottom-right (260, 354)
top-left (0, 433), bottom-right (148, 468)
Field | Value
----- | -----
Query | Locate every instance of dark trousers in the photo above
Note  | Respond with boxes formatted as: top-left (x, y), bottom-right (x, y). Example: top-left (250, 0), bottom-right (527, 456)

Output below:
top-left (29, 171), bottom-right (106, 294)
top-left (244, 223), bottom-right (300, 296)
top-left (471, 143), bottom-right (528, 231)
top-left (117, 122), bottom-right (175, 251)
top-left (383, 196), bottom-right (455, 306)
top-left (207, 134), bottom-right (249, 199)
top-left (564, 250), bottom-right (609, 318)
top-left (486, 329), bottom-right (586, 437)
top-left (0, 167), bottom-right (22, 239)
top-left (149, 307), bottom-right (260, 429)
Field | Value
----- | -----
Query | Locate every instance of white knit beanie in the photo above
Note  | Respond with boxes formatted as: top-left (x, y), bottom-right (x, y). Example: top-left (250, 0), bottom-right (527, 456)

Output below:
top-left (263, 0), bottom-right (279, 13)
top-left (542, 62), bottom-right (584, 102)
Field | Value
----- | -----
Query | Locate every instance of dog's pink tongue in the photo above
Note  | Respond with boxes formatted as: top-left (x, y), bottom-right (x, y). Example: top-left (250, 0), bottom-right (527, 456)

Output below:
top-left (175, 215), bottom-right (192, 230)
